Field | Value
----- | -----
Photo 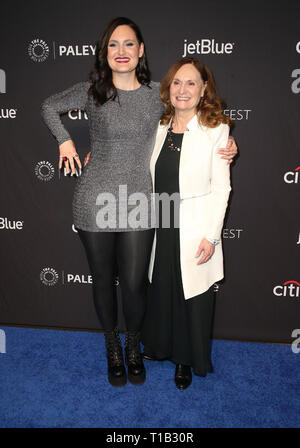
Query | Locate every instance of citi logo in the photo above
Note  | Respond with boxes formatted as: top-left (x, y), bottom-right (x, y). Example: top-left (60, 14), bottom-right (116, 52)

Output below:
top-left (284, 166), bottom-right (300, 183)
top-left (182, 38), bottom-right (234, 57)
top-left (68, 109), bottom-right (88, 120)
top-left (0, 69), bottom-right (5, 94)
top-left (0, 217), bottom-right (24, 230)
top-left (273, 281), bottom-right (300, 298)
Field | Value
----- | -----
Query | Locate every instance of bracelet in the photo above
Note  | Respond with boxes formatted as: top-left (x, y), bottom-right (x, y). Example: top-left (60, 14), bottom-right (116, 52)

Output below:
top-left (206, 238), bottom-right (218, 245)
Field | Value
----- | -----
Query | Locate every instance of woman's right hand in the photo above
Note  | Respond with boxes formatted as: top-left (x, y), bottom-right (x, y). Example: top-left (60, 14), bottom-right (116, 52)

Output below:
top-left (59, 140), bottom-right (82, 175)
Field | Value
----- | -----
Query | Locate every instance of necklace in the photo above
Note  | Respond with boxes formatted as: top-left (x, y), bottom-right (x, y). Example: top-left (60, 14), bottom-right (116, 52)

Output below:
top-left (167, 121), bottom-right (183, 152)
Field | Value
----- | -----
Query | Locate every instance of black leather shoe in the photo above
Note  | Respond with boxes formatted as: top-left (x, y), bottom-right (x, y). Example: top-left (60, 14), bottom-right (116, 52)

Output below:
top-left (125, 331), bottom-right (146, 385)
top-left (175, 364), bottom-right (192, 390)
top-left (104, 329), bottom-right (127, 387)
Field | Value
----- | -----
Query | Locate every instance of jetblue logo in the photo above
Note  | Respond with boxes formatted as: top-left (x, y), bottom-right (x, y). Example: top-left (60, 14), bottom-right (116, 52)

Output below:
top-left (0, 69), bottom-right (6, 94)
top-left (182, 39), bottom-right (235, 57)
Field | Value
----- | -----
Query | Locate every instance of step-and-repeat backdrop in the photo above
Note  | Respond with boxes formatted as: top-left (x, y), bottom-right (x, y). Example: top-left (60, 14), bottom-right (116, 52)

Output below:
top-left (0, 0), bottom-right (299, 343)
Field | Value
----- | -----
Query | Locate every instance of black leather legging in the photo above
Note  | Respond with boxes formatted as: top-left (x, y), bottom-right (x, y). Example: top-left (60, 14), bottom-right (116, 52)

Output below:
top-left (77, 229), bottom-right (154, 332)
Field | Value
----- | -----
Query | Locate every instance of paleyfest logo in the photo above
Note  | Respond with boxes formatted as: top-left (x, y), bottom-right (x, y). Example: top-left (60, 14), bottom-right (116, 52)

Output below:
top-left (35, 161), bottom-right (55, 181)
top-left (40, 267), bottom-right (59, 286)
top-left (273, 280), bottom-right (300, 298)
top-left (28, 39), bottom-right (50, 62)
top-left (284, 166), bottom-right (300, 184)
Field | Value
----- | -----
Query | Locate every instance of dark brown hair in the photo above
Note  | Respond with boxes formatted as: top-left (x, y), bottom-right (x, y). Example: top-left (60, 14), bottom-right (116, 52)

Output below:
top-left (88, 17), bottom-right (151, 106)
top-left (160, 57), bottom-right (231, 128)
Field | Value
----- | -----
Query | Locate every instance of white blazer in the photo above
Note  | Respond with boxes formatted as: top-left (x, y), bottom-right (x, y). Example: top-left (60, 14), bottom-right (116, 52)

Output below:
top-left (148, 114), bottom-right (231, 300)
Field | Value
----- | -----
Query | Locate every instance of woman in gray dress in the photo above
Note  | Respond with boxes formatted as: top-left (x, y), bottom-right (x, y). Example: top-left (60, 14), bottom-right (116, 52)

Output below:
top-left (41, 17), bottom-right (237, 388)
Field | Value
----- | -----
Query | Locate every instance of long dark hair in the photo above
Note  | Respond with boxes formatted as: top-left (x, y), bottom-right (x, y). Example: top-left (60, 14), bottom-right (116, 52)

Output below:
top-left (88, 17), bottom-right (151, 106)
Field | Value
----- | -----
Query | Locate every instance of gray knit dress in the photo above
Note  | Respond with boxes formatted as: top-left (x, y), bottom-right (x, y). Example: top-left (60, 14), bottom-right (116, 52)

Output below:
top-left (41, 81), bottom-right (163, 231)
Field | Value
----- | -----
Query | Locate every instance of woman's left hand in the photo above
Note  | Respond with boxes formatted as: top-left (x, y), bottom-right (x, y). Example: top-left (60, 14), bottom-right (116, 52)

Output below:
top-left (217, 137), bottom-right (238, 164)
top-left (195, 238), bottom-right (215, 265)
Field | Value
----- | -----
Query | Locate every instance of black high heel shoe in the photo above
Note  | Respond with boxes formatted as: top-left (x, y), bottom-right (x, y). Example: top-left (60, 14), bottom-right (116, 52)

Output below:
top-left (104, 329), bottom-right (127, 387)
top-left (125, 331), bottom-right (146, 385)
top-left (175, 364), bottom-right (192, 390)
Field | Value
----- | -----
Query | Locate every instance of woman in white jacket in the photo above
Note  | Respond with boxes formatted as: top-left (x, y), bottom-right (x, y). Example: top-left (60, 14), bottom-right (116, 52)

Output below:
top-left (141, 58), bottom-right (232, 390)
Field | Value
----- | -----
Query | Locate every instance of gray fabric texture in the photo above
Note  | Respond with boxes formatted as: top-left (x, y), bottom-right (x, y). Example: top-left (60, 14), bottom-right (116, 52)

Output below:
top-left (41, 81), bottom-right (163, 231)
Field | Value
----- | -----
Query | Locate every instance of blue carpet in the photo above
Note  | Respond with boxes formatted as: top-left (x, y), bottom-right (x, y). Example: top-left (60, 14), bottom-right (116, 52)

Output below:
top-left (0, 326), bottom-right (299, 428)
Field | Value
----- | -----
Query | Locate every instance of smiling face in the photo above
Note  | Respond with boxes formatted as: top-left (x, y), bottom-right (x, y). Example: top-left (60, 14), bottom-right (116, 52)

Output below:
top-left (107, 25), bottom-right (144, 75)
top-left (170, 63), bottom-right (207, 115)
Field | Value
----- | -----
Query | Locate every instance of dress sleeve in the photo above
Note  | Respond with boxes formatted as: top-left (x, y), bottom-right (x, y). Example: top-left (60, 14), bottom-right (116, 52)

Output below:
top-left (41, 81), bottom-right (90, 145)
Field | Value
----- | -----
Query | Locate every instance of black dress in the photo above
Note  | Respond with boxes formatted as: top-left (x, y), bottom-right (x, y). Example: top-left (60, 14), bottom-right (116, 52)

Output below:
top-left (141, 132), bottom-right (214, 376)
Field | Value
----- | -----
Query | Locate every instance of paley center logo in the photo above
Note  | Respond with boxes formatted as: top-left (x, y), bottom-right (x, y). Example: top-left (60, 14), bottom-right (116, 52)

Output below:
top-left (40, 268), bottom-right (59, 286)
top-left (40, 267), bottom-right (93, 286)
top-left (28, 38), bottom-right (96, 61)
top-left (57, 44), bottom-right (96, 57)
top-left (35, 161), bottom-right (55, 181)
top-left (273, 280), bottom-right (300, 298)
top-left (283, 166), bottom-right (300, 184)
top-left (28, 39), bottom-right (50, 62)
top-left (0, 69), bottom-right (5, 93)
top-left (182, 38), bottom-right (235, 57)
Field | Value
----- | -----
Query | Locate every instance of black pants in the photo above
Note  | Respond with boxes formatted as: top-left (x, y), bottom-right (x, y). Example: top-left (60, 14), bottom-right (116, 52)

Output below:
top-left (77, 229), bottom-right (154, 332)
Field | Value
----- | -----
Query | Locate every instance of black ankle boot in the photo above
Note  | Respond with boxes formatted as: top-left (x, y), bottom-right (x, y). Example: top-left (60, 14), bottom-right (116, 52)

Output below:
top-left (175, 364), bottom-right (192, 390)
top-left (125, 331), bottom-right (146, 385)
top-left (104, 329), bottom-right (127, 387)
